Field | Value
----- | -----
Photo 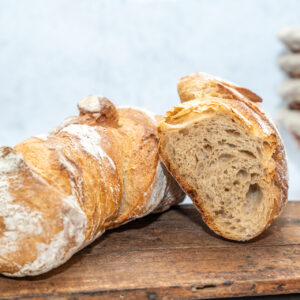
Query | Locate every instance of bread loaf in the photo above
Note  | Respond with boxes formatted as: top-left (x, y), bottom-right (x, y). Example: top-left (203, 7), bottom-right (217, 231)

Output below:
top-left (0, 96), bottom-right (185, 277)
top-left (158, 73), bottom-right (288, 241)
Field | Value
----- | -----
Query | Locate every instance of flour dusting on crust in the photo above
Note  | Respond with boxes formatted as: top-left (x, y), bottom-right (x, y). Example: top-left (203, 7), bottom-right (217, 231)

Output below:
top-left (0, 149), bottom-right (24, 173)
top-left (143, 160), bottom-right (167, 214)
top-left (0, 178), bottom-right (44, 256)
top-left (78, 95), bottom-right (102, 113)
top-left (0, 149), bottom-right (44, 264)
top-left (0, 147), bottom-right (87, 277)
top-left (7, 195), bottom-right (86, 277)
top-left (34, 134), bottom-right (49, 141)
top-left (62, 124), bottom-right (116, 170)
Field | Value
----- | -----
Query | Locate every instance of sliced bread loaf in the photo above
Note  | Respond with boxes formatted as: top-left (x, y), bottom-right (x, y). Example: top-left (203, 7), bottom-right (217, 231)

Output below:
top-left (158, 73), bottom-right (288, 241)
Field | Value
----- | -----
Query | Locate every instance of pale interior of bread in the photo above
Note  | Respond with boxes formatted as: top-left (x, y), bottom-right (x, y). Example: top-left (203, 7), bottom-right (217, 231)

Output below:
top-left (162, 111), bottom-right (274, 240)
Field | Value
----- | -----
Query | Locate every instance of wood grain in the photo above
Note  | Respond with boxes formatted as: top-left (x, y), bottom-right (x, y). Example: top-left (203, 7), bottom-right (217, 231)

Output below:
top-left (1, 202), bottom-right (300, 299)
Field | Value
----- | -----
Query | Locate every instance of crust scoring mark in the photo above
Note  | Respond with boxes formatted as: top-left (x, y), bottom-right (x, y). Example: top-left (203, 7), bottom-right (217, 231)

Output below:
top-left (61, 124), bottom-right (116, 170)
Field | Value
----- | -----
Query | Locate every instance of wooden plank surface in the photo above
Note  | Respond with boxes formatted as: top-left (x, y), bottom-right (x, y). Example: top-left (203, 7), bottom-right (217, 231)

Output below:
top-left (1, 202), bottom-right (300, 299)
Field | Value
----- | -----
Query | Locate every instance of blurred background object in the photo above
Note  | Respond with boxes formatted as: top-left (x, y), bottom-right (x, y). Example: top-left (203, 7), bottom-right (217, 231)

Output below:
top-left (277, 26), bottom-right (300, 189)
top-left (0, 0), bottom-right (300, 200)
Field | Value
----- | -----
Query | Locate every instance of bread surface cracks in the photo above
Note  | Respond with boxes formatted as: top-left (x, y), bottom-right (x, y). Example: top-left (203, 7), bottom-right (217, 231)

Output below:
top-left (15, 131), bottom-right (122, 241)
top-left (107, 109), bottom-right (160, 227)
top-left (163, 112), bottom-right (275, 240)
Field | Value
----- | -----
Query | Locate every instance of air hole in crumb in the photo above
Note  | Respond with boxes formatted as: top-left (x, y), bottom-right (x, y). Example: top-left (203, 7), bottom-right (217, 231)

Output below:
top-left (227, 143), bottom-right (236, 148)
top-left (204, 144), bottom-right (212, 152)
top-left (179, 128), bottom-right (189, 136)
top-left (219, 153), bottom-right (234, 162)
top-left (224, 188), bottom-right (229, 192)
top-left (257, 147), bottom-right (262, 155)
top-left (246, 183), bottom-right (263, 204)
top-left (251, 173), bottom-right (259, 180)
top-left (237, 169), bottom-right (248, 180)
top-left (215, 209), bottom-right (225, 216)
top-left (233, 180), bottom-right (240, 186)
top-left (239, 150), bottom-right (256, 159)
top-left (224, 170), bottom-right (228, 174)
top-left (225, 129), bottom-right (241, 136)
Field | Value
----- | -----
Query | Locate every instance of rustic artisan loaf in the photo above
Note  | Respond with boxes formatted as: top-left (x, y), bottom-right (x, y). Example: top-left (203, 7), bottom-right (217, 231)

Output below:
top-left (158, 73), bottom-right (288, 241)
top-left (0, 96), bottom-right (185, 277)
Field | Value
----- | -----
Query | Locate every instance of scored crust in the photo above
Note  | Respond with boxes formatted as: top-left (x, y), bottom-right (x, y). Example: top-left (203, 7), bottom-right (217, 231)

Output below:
top-left (178, 72), bottom-right (262, 104)
top-left (0, 96), bottom-right (184, 276)
top-left (158, 73), bottom-right (288, 241)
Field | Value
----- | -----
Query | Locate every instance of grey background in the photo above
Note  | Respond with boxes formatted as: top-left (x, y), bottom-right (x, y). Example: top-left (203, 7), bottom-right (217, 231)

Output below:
top-left (0, 0), bottom-right (299, 200)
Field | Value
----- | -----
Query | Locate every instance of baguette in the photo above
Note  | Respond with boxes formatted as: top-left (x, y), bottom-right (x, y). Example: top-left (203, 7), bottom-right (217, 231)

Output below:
top-left (0, 96), bottom-right (185, 277)
top-left (158, 73), bottom-right (288, 241)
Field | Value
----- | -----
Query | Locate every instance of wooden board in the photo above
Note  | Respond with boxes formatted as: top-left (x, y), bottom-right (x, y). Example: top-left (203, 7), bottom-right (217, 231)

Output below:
top-left (1, 202), bottom-right (300, 299)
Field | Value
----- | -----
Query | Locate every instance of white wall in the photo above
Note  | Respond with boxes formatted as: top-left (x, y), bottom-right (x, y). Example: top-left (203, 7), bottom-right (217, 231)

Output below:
top-left (0, 0), bottom-right (299, 199)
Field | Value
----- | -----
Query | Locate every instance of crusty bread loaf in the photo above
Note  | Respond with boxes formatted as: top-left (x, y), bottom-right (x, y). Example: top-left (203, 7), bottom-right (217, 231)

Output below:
top-left (158, 73), bottom-right (288, 241)
top-left (0, 96), bottom-right (185, 277)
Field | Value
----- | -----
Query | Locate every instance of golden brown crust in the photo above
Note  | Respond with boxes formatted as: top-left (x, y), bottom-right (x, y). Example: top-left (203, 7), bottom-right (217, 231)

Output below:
top-left (159, 73), bottom-right (288, 241)
top-left (78, 96), bottom-right (119, 128)
top-left (108, 108), bottom-right (159, 226)
top-left (0, 146), bottom-right (87, 276)
top-left (178, 72), bottom-right (262, 104)
top-left (0, 96), bottom-right (184, 276)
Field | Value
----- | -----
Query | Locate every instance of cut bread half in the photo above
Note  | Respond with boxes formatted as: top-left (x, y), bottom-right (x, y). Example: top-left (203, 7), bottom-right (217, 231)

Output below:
top-left (158, 73), bottom-right (288, 241)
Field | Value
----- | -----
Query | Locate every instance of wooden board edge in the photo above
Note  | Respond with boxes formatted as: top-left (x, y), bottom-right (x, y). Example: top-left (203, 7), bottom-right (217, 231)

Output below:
top-left (5, 278), bottom-right (300, 300)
